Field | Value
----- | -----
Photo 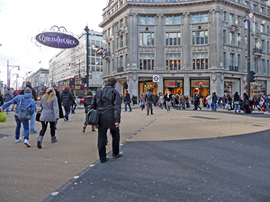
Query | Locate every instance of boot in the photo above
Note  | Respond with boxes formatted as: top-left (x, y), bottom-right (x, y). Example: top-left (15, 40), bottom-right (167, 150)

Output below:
top-left (82, 125), bottom-right (87, 133)
top-left (37, 136), bottom-right (43, 149)
top-left (92, 126), bottom-right (95, 132)
top-left (51, 136), bottom-right (58, 143)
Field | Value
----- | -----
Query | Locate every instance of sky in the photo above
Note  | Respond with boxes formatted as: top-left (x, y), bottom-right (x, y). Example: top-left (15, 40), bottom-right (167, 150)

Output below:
top-left (0, 0), bottom-right (106, 88)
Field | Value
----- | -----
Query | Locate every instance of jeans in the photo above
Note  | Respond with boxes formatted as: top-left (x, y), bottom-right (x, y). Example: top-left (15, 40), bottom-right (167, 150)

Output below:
top-left (147, 101), bottom-right (153, 115)
top-left (15, 116), bottom-right (29, 140)
top-left (22, 112), bottom-right (36, 133)
top-left (125, 102), bottom-right (132, 111)
top-left (64, 106), bottom-right (71, 120)
top-left (207, 104), bottom-right (211, 109)
top-left (213, 102), bottom-right (217, 111)
top-left (234, 104), bottom-right (241, 113)
top-left (6, 106), bottom-right (9, 113)
top-left (172, 102), bottom-right (175, 108)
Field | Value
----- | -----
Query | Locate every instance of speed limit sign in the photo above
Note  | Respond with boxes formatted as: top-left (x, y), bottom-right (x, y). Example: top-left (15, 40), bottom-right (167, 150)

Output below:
top-left (153, 75), bottom-right (159, 83)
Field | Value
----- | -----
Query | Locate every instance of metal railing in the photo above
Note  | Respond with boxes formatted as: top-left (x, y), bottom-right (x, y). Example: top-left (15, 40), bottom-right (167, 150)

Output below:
top-left (229, 66), bottom-right (239, 71)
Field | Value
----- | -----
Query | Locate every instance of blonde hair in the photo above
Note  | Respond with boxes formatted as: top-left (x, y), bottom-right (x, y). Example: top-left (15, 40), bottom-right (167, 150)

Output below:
top-left (43, 87), bottom-right (56, 103)
top-left (64, 85), bottom-right (70, 90)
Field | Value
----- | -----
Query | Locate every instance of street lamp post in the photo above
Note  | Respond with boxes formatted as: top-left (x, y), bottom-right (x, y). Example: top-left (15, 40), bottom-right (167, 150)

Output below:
top-left (7, 60), bottom-right (20, 89)
top-left (244, 17), bottom-right (251, 98)
top-left (84, 26), bottom-right (90, 91)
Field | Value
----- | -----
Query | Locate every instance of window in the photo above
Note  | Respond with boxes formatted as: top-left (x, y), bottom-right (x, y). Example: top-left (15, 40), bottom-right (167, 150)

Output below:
top-left (91, 57), bottom-right (95, 65)
top-left (230, 53), bottom-right (234, 66)
top-left (140, 53), bottom-right (155, 70)
top-left (140, 33), bottom-right (155, 46)
top-left (267, 41), bottom-right (269, 54)
top-left (237, 33), bottom-right (241, 46)
top-left (120, 19), bottom-right (123, 28)
top-left (192, 31), bottom-right (208, 45)
top-left (120, 56), bottom-right (123, 68)
top-left (245, 1), bottom-right (249, 6)
top-left (261, 59), bottom-right (265, 73)
top-left (120, 36), bottom-right (123, 48)
top-left (245, 36), bottom-right (248, 49)
top-left (262, 40), bottom-right (265, 51)
top-left (261, 24), bottom-right (264, 33)
top-left (267, 60), bottom-right (269, 74)
top-left (165, 16), bottom-right (173, 24)
top-left (165, 32), bottom-right (181, 46)
top-left (166, 53), bottom-right (181, 70)
top-left (260, 7), bottom-right (264, 13)
top-left (192, 53), bottom-right (208, 70)
top-left (229, 14), bottom-right (234, 24)
top-left (223, 30), bottom-right (226, 44)
top-left (223, 52), bottom-right (226, 69)
top-left (139, 16), bottom-right (154, 24)
top-left (174, 16), bottom-right (181, 24)
top-left (223, 12), bottom-right (226, 21)
top-left (230, 32), bottom-right (234, 45)
top-left (192, 13), bottom-right (208, 23)
top-left (237, 54), bottom-right (240, 68)
top-left (254, 58), bottom-right (257, 73)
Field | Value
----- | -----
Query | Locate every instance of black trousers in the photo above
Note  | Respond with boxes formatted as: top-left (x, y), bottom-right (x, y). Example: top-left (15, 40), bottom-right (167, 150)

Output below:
top-left (40, 121), bottom-right (56, 137)
top-left (98, 116), bottom-right (120, 161)
top-left (147, 101), bottom-right (153, 114)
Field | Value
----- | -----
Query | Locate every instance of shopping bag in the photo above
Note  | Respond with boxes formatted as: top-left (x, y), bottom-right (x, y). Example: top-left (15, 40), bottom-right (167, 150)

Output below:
top-left (0, 111), bottom-right (7, 122)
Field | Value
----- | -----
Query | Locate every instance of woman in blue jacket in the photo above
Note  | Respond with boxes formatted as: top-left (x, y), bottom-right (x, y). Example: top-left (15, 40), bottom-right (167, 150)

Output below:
top-left (0, 87), bottom-right (36, 147)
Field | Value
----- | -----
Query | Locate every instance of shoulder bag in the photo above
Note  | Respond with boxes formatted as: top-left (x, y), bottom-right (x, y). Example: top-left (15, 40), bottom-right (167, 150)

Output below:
top-left (36, 109), bottom-right (42, 122)
top-left (85, 91), bottom-right (102, 126)
top-left (18, 96), bottom-right (32, 121)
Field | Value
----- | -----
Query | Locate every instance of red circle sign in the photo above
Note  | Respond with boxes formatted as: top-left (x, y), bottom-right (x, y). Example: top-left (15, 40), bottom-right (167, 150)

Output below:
top-left (153, 76), bottom-right (159, 82)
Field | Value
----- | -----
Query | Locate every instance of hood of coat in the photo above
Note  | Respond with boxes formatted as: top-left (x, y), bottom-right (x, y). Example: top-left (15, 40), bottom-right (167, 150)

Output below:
top-left (23, 93), bottom-right (33, 99)
top-left (63, 89), bottom-right (70, 94)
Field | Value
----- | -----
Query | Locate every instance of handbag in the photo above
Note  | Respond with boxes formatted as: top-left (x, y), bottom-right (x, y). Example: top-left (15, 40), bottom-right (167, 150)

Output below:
top-left (0, 111), bottom-right (7, 122)
top-left (85, 109), bottom-right (100, 126)
top-left (36, 110), bottom-right (42, 122)
top-left (18, 96), bottom-right (32, 121)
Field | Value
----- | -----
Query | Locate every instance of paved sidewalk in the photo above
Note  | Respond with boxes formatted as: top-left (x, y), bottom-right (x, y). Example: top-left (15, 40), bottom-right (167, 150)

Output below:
top-left (0, 106), bottom-right (270, 202)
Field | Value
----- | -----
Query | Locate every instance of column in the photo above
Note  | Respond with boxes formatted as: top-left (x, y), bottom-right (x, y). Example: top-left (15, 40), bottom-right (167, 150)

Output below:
top-left (184, 74), bottom-right (190, 96)
top-left (182, 12), bottom-right (191, 70)
top-left (157, 75), bottom-right (163, 94)
top-left (156, 13), bottom-right (164, 70)
top-left (240, 17), bottom-right (246, 72)
top-left (129, 13), bottom-right (138, 70)
top-left (127, 74), bottom-right (138, 97)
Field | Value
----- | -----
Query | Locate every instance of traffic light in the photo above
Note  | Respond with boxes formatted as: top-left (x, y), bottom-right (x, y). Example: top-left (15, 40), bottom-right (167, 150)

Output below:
top-left (249, 71), bottom-right (256, 82)
top-left (143, 82), bottom-right (147, 88)
top-left (123, 82), bottom-right (128, 89)
top-left (177, 82), bottom-right (180, 87)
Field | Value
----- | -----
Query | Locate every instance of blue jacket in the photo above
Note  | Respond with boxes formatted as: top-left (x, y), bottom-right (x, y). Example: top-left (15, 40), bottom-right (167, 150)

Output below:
top-left (1, 94), bottom-right (36, 116)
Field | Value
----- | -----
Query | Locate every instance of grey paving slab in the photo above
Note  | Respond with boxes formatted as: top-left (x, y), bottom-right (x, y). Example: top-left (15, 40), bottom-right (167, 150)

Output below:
top-left (44, 130), bottom-right (270, 202)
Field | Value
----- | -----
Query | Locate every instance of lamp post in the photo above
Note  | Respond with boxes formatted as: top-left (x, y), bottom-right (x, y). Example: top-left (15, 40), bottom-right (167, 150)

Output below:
top-left (7, 60), bottom-right (20, 89)
top-left (84, 25), bottom-right (90, 90)
top-left (244, 17), bottom-right (251, 98)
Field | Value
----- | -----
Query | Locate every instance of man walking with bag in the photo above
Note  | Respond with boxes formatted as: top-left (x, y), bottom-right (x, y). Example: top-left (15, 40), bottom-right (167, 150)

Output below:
top-left (145, 89), bottom-right (154, 115)
top-left (91, 77), bottom-right (122, 163)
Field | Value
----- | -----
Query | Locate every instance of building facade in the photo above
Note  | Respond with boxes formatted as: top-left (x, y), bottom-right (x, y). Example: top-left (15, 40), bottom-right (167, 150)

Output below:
top-left (23, 68), bottom-right (49, 88)
top-left (49, 30), bottom-right (104, 92)
top-left (100, 0), bottom-right (270, 98)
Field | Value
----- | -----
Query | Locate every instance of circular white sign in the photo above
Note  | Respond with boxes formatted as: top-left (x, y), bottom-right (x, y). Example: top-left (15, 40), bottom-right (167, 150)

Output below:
top-left (153, 75), bottom-right (159, 82)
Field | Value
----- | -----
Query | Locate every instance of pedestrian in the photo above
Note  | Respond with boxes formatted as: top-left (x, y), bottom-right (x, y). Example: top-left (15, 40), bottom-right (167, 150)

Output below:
top-left (242, 93), bottom-right (250, 114)
top-left (71, 89), bottom-right (77, 114)
top-left (0, 90), bottom-right (4, 106)
top-left (233, 92), bottom-right (241, 113)
top-left (158, 93), bottom-right (165, 109)
top-left (180, 94), bottom-right (185, 109)
top-left (91, 77), bottom-right (122, 163)
top-left (82, 90), bottom-right (96, 133)
top-left (194, 94), bottom-right (202, 110)
top-left (185, 95), bottom-right (190, 108)
top-left (51, 83), bottom-right (63, 129)
top-left (164, 90), bottom-right (172, 111)
top-left (139, 92), bottom-right (145, 111)
top-left (212, 92), bottom-right (218, 111)
top-left (4, 90), bottom-right (12, 114)
top-left (125, 90), bottom-right (132, 112)
top-left (172, 95), bottom-right (176, 108)
top-left (0, 87), bottom-right (36, 147)
top-left (145, 89), bottom-right (154, 115)
top-left (37, 87), bottom-right (59, 149)
top-left (206, 94), bottom-right (212, 110)
top-left (120, 94), bottom-right (123, 103)
top-left (21, 81), bottom-right (38, 134)
top-left (61, 85), bottom-right (76, 122)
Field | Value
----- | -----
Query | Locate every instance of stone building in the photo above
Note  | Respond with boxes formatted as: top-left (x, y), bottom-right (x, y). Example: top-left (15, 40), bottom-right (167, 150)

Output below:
top-left (100, 0), bottom-right (270, 98)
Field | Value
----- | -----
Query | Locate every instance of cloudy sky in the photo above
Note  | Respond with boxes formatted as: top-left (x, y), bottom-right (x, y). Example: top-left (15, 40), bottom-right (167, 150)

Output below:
top-left (0, 0), bottom-right (106, 88)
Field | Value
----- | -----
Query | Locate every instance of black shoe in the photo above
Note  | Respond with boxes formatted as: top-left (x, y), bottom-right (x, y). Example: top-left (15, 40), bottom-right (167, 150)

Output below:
top-left (112, 152), bottom-right (123, 159)
top-left (100, 157), bottom-right (109, 163)
top-left (147, 114), bottom-right (149, 115)
top-left (151, 113), bottom-right (153, 115)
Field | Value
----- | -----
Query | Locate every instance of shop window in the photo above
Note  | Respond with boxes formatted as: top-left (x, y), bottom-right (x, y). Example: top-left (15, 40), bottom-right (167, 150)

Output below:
top-left (139, 79), bottom-right (158, 95)
top-left (164, 80), bottom-right (183, 95)
top-left (224, 79), bottom-right (240, 94)
top-left (140, 33), bottom-right (155, 46)
top-left (190, 79), bottom-right (210, 97)
top-left (192, 31), bottom-right (208, 45)
top-left (140, 53), bottom-right (155, 70)
top-left (192, 53), bottom-right (208, 70)
top-left (165, 32), bottom-right (181, 46)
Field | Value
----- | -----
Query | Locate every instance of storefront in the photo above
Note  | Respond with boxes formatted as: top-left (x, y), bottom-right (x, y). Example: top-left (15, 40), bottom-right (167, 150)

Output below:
top-left (138, 78), bottom-right (158, 95)
top-left (249, 80), bottom-right (267, 95)
top-left (163, 79), bottom-right (183, 95)
top-left (190, 79), bottom-right (210, 97)
top-left (224, 78), bottom-right (240, 96)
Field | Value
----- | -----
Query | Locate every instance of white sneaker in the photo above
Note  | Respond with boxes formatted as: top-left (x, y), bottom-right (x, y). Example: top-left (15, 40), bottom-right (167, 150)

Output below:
top-left (15, 137), bottom-right (22, 143)
top-left (24, 139), bottom-right (31, 147)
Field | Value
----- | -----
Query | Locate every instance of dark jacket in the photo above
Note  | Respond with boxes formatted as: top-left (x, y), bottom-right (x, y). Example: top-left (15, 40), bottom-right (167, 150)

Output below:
top-left (91, 85), bottom-right (121, 126)
top-left (234, 93), bottom-right (240, 102)
top-left (145, 92), bottom-right (154, 102)
top-left (212, 94), bottom-right (218, 103)
top-left (126, 92), bottom-right (131, 102)
top-left (4, 92), bottom-right (12, 102)
top-left (164, 93), bottom-right (172, 101)
top-left (0, 94), bottom-right (3, 106)
top-left (84, 95), bottom-right (93, 114)
top-left (21, 86), bottom-right (37, 101)
top-left (61, 89), bottom-right (75, 107)
top-left (54, 88), bottom-right (63, 118)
